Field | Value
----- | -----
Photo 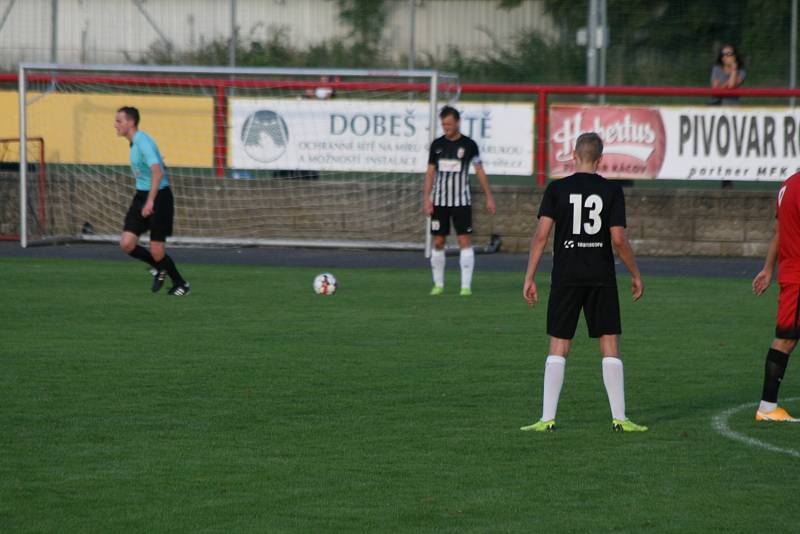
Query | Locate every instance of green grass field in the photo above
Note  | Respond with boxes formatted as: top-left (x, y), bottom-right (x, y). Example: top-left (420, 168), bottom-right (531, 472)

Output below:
top-left (1, 257), bottom-right (799, 533)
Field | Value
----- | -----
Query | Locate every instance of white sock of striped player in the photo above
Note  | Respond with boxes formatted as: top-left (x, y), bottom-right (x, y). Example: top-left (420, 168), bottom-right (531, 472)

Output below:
top-left (431, 248), bottom-right (445, 288)
top-left (459, 247), bottom-right (474, 289)
top-left (541, 355), bottom-right (566, 421)
top-left (602, 356), bottom-right (626, 420)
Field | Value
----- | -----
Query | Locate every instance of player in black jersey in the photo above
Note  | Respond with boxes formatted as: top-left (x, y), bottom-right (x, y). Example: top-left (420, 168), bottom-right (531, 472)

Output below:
top-left (423, 106), bottom-right (496, 296)
top-left (520, 132), bottom-right (646, 432)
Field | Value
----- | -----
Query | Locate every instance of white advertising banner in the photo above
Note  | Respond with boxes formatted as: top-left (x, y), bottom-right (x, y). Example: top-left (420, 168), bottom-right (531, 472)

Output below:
top-left (229, 98), bottom-right (533, 176)
top-left (550, 104), bottom-right (800, 181)
top-left (659, 107), bottom-right (800, 181)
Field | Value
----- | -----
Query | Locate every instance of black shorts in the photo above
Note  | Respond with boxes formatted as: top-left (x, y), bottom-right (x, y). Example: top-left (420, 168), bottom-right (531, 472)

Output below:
top-left (547, 286), bottom-right (621, 339)
top-left (123, 187), bottom-right (174, 242)
top-left (430, 205), bottom-right (473, 236)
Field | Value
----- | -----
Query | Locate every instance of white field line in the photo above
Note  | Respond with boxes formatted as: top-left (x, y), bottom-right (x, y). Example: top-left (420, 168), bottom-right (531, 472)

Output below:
top-left (711, 397), bottom-right (800, 458)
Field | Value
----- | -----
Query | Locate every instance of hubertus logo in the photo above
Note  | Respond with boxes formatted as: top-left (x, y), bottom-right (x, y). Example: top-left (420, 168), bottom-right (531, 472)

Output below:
top-left (549, 106), bottom-right (666, 179)
top-left (241, 110), bottom-right (290, 163)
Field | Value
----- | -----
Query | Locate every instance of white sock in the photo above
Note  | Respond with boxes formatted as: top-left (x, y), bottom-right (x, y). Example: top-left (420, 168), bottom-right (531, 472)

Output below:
top-left (459, 247), bottom-right (474, 289)
top-left (431, 248), bottom-right (445, 288)
top-left (602, 356), bottom-right (626, 421)
top-left (541, 355), bottom-right (566, 421)
top-left (759, 400), bottom-right (777, 413)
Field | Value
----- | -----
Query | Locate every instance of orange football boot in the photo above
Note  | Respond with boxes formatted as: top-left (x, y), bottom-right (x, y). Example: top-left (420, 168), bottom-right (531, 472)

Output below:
top-left (755, 407), bottom-right (800, 422)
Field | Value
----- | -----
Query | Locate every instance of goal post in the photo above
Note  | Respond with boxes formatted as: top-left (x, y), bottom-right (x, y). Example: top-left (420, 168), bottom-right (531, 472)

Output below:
top-left (17, 63), bottom-right (459, 249)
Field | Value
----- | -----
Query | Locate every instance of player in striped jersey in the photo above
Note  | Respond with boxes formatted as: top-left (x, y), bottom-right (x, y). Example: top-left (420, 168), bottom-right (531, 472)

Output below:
top-left (423, 106), bottom-right (496, 296)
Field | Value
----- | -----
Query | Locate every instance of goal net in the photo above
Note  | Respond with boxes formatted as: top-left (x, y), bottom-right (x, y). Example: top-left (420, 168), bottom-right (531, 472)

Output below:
top-left (0, 137), bottom-right (45, 241)
top-left (17, 64), bottom-right (459, 249)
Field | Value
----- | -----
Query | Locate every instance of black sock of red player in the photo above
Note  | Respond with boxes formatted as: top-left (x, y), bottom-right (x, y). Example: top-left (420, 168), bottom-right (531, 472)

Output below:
top-left (762, 348), bottom-right (790, 403)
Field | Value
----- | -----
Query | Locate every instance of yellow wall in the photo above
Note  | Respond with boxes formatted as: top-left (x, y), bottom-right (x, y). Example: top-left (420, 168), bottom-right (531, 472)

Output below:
top-left (0, 92), bottom-right (214, 166)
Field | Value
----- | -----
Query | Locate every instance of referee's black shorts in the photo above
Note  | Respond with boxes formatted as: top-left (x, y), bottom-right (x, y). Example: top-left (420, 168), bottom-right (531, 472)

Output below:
top-left (123, 187), bottom-right (174, 242)
top-left (547, 286), bottom-right (621, 339)
top-left (430, 205), bottom-right (473, 236)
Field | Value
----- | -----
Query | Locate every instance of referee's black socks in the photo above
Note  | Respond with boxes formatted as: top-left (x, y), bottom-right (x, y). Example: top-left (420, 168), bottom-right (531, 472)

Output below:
top-left (157, 255), bottom-right (186, 286)
top-left (128, 245), bottom-right (158, 268)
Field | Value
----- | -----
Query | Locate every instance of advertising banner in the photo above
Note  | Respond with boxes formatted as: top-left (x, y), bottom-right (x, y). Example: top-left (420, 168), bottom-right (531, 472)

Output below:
top-left (550, 104), bottom-right (800, 181)
top-left (659, 107), bottom-right (800, 181)
top-left (550, 105), bottom-right (665, 179)
top-left (229, 99), bottom-right (534, 175)
top-left (0, 91), bottom-right (214, 166)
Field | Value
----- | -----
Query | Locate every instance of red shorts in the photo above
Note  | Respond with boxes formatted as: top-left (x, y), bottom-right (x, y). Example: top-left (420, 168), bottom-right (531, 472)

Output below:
top-left (776, 283), bottom-right (800, 339)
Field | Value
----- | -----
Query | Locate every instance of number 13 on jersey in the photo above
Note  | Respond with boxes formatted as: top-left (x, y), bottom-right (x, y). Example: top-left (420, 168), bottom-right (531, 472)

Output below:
top-left (569, 194), bottom-right (603, 235)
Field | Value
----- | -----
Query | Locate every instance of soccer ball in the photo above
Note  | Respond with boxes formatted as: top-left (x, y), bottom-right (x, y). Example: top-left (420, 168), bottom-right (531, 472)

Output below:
top-left (313, 273), bottom-right (337, 295)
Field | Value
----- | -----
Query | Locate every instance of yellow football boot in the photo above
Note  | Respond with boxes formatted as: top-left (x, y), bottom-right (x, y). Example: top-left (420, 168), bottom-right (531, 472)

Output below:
top-left (520, 420), bottom-right (556, 432)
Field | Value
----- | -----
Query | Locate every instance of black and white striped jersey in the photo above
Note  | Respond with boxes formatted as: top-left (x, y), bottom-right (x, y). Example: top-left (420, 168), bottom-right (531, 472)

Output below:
top-left (428, 134), bottom-right (481, 207)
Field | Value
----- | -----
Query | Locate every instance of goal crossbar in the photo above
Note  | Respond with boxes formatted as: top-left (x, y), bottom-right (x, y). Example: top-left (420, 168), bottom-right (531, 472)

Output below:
top-left (19, 62), bottom-right (456, 79)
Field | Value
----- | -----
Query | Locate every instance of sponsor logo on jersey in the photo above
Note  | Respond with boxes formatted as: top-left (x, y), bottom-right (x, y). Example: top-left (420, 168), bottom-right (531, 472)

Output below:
top-left (438, 159), bottom-right (461, 172)
top-left (563, 239), bottom-right (603, 249)
top-left (549, 105), bottom-right (666, 179)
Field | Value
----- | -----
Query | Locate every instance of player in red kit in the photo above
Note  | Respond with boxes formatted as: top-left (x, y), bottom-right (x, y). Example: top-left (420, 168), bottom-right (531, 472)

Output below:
top-left (752, 172), bottom-right (800, 421)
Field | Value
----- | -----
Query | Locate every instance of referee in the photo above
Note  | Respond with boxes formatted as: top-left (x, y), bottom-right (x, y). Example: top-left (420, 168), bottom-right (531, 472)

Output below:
top-left (423, 106), bottom-right (496, 296)
top-left (115, 106), bottom-right (190, 296)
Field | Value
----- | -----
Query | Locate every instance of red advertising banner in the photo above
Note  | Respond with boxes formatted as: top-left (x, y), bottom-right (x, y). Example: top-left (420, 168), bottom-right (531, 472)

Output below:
top-left (549, 105), bottom-right (666, 179)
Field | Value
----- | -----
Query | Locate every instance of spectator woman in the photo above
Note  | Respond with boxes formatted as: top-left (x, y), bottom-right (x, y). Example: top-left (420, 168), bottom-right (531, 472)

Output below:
top-left (711, 44), bottom-right (746, 105)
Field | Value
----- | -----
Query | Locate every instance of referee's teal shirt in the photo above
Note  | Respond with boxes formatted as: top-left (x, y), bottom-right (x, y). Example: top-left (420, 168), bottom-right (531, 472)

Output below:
top-left (130, 131), bottom-right (169, 191)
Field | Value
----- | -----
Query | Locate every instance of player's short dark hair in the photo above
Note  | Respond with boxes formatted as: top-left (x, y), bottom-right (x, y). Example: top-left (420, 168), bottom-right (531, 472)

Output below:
top-left (575, 132), bottom-right (603, 163)
top-left (439, 106), bottom-right (460, 121)
top-left (117, 106), bottom-right (140, 127)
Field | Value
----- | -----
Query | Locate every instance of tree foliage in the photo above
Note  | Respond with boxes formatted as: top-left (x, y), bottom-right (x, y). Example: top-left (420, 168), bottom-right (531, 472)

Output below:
top-left (542, 0), bottom-right (792, 86)
top-left (333, 0), bottom-right (388, 63)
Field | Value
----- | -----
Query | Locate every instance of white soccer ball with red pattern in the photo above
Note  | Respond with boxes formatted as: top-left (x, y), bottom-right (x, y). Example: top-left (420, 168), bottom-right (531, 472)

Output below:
top-left (313, 273), bottom-right (337, 295)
